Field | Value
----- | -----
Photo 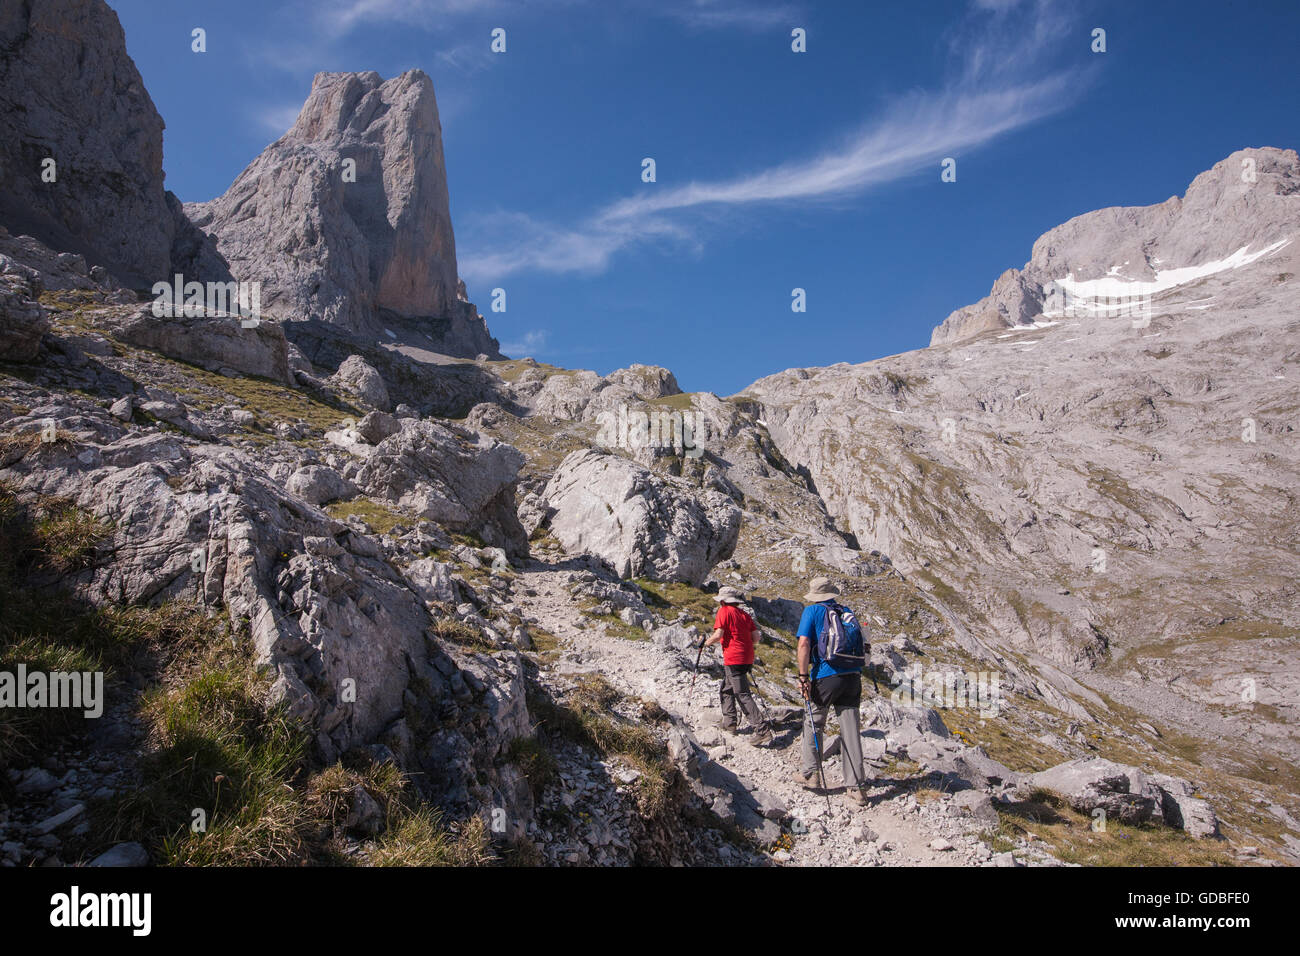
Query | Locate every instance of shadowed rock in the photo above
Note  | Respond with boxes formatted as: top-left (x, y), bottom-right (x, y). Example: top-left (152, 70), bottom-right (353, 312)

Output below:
top-left (0, 0), bottom-right (174, 286)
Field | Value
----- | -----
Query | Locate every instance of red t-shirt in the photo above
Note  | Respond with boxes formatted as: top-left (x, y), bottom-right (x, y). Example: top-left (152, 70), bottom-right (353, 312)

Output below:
top-left (715, 604), bottom-right (756, 666)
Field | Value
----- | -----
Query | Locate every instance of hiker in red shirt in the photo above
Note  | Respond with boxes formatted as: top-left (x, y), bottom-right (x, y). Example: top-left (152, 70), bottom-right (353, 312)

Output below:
top-left (702, 586), bottom-right (772, 745)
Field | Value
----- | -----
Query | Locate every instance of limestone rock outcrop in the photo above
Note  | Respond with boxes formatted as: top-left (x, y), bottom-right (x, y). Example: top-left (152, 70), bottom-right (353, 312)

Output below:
top-left (539, 449), bottom-right (741, 585)
top-left (184, 70), bottom-right (499, 357)
top-left (0, 255), bottom-right (50, 361)
top-left (0, 0), bottom-right (174, 287)
top-left (103, 306), bottom-right (295, 385)
top-left (932, 147), bottom-right (1300, 344)
top-left (1027, 758), bottom-right (1221, 837)
top-left (349, 419), bottom-right (529, 559)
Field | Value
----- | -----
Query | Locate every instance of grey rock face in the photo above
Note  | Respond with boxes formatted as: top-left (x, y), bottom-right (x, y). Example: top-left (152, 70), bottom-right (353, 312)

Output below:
top-left (949, 790), bottom-right (1000, 831)
top-left (331, 356), bottom-right (391, 411)
top-left (0, 227), bottom-right (137, 299)
top-left (932, 147), bottom-right (1300, 344)
top-left (0, 403), bottom-right (532, 825)
top-left (539, 449), bottom-right (741, 585)
top-left (0, 255), bottom-right (49, 361)
top-left (1028, 759), bottom-right (1220, 838)
top-left (1150, 772), bottom-right (1221, 839)
top-left (517, 363), bottom-right (681, 421)
top-left (350, 419), bottom-right (528, 558)
top-left (184, 70), bottom-right (498, 357)
top-left (0, 0), bottom-right (173, 286)
top-left (286, 465), bottom-right (357, 507)
top-left (103, 306), bottom-right (295, 385)
top-left (403, 557), bottom-right (458, 605)
top-left (742, 148), bottom-right (1300, 709)
top-left (1028, 758), bottom-right (1162, 824)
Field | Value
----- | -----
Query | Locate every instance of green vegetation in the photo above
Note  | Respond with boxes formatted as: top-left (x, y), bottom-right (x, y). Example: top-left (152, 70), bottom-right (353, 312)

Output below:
top-left (507, 735), bottom-right (559, 798)
top-left (528, 674), bottom-right (676, 816)
top-left (176, 364), bottom-right (357, 434)
top-left (993, 789), bottom-right (1238, 867)
top-left (324, 497), bottom-right (406, 534)
top-left (367, 807), bottom-right (491, 866)
top-left (585, 612), bottom-right (649, 642)
top-left (105, 624), bottom-right (311, 865)
top-left (428, 614), bottom-right (499, 653)
top-left (635, 578), bottom-right (716, 631)
top-left (0, 484), bottom-right (124, 774)
top-left (646, 392), bottom-right (698, 411)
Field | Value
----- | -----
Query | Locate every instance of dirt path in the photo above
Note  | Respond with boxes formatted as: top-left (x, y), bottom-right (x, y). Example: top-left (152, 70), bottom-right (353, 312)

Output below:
top-left (512, 559), bottom-right (1003, 867)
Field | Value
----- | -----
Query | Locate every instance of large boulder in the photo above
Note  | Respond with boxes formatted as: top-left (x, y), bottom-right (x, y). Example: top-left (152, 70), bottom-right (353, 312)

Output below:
top-left (104, 306), bottom-right (295, 385)
top-left (285, 465), bottom-right (357, 507)
top-left (1028, 759), bottom-right (1221, 837)
top-left (1027, 758), bottom-right (1163, 825)
top-left (349, 419), bottom-right (528, 558)
top-left (539, 449), bottom-right (741, 585)
top-left (0, 0), bottom-right (174, 286)
top-left (184, 70), bottom-right (499, 357)
top-left (1150, 772), bottom-right (1222, 839)
top-left (331, 355), bottom-right (391, 411)
top-left (517, 364), bottom-right (681, 421)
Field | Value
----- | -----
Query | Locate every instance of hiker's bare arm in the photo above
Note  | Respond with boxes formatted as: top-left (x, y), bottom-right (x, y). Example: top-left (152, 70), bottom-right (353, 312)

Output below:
top-left (797, 637), bottom-right (812, 675)
top-left (704, 628), bottom-right (724, 647)
top-left (750, 626), bottom-right (761, 642)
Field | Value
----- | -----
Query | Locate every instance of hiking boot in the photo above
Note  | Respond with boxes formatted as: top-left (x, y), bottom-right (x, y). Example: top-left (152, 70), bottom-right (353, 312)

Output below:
top-left (792, 770), bottom-right (816, 788)
top-left (751, 726), bottom-right (773, 746)
top-left (845, 787), bottom-right (867, 806)
top-left (719, 721), bottom-right (738, 733)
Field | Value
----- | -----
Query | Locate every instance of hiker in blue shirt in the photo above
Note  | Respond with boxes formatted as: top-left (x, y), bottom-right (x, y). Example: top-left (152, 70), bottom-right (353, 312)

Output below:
top-left (794, 577), bottom-right (870, 805)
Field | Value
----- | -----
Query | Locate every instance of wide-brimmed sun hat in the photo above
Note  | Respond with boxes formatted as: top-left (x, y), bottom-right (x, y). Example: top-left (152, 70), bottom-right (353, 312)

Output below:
top-left (715, 586), bottom-right (746, 605)
top-left (803, 577), bottom-right (840, 602)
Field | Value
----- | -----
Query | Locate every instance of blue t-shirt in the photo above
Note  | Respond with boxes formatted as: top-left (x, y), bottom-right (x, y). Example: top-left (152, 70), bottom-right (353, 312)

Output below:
top-left (797, 601), bottom-right (865, 680)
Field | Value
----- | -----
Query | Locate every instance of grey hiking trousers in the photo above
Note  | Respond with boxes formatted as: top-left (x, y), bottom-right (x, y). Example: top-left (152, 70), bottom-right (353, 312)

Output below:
top-left (720, 664), bottom-right (767, 731)
top-left (800, 672), bottom-right (866, 789)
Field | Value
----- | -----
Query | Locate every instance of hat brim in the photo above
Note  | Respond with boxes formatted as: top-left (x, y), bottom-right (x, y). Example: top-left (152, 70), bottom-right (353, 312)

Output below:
top-left (804, 591), bottom-right (839, 603)
top-left (715, 594), bottom-right (745, 604)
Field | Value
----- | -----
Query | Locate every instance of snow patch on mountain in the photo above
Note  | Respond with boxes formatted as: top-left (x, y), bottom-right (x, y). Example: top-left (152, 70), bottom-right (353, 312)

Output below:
top-left (1048, 237), bottom-right (1291, 303)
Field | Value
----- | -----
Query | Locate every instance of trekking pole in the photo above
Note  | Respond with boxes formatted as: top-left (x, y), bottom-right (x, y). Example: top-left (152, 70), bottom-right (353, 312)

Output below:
top-left (689, 639), bottom-right (706, 692)
top-left (804, 696), bottom-right (832, 816)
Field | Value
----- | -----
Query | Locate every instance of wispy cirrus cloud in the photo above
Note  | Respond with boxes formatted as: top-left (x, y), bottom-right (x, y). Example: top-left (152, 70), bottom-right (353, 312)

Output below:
top-left (248, 0), bottom-right (801, 136)
top-left (311, 0), bottom-right (792, 38)
top-left (251, 102), bottom-right (305, 138)
top-left (650, 0), bottom-right (802, 31)
top-left (460, 0), bottom-right (1090, 283)
top-left (501, 329), bottom-right (551, 357)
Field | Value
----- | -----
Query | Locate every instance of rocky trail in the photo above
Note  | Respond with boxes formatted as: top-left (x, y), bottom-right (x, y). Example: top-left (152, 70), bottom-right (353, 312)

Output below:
top-left (510, 551), bottom-right (1042, 867)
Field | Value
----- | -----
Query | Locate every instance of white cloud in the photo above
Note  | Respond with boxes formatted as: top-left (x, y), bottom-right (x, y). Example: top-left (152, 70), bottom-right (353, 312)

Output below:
top-left (460, 1), bottom-right (1087, 282)
top-left (435, 42), bottom-right (495, 75)
top-left (654, 0), bottom-right (801, 31)
top-left (312, 0), bottom-right (795, 37)
top-left (315, 0), bottom-right (499, 37)
top-left (252, 102), bottom-right (305, 137)
top-left (501, 329), bottom-right (550, 357)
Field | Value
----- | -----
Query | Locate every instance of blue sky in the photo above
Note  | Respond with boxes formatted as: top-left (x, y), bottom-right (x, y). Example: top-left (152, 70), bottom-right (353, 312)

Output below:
top-left (110, 0), bottom-right (1300, 396)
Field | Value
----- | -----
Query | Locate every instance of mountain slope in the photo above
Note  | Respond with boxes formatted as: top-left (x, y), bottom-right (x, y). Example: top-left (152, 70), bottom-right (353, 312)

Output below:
top-left (739, 146), bottom-right (1300, 787)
